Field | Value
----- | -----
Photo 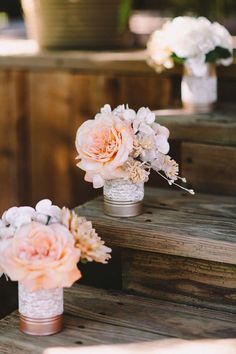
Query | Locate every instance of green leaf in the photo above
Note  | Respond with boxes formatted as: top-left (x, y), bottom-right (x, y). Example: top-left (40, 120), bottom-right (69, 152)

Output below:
top-left (171, 53), bottom-right (186, 64)
top-left (206, 46), bottom-right (232, 62)
top-left (118, 0), bottom-right (132, 33)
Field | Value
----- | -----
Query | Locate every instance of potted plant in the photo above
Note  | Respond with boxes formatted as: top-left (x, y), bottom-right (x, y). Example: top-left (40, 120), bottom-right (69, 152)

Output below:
top-left (0, 199), bottom-right (111, 335)
top-left (21, 0), bottom-right (132, 49)
top-left (147, 16), bottom-right (233, 113)
top-left (75, 104), bottom-right (194, 218)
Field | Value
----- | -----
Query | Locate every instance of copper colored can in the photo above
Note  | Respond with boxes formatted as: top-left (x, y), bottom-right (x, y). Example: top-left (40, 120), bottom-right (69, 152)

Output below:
top-left (20, 314), bottom-right (63, 336)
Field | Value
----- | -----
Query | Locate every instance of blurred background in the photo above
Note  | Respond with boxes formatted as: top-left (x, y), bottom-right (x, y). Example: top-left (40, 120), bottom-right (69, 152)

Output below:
top-left (1, 0), bottom-right (236, 40)
top-left (0, 0), bottom-right (236, 318)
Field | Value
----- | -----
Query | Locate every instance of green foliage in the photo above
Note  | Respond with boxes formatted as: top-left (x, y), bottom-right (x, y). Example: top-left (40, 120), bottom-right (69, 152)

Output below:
top-left (170, 46), bottom-right (231, 65)
top-left (205, 46), bottom-right (232, 62)
top-left (171, 53), bottom-right (186, 64)
top-left (118, 0), bottom-right (133, 33)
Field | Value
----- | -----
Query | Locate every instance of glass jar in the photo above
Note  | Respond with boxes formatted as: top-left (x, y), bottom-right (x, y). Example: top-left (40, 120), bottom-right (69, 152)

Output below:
top-left (103, 179), bottom-right (144, 217)
top-left (18, 283), bottom-right (63, 336)
top-left (181, 63), bottom-right (217, 113)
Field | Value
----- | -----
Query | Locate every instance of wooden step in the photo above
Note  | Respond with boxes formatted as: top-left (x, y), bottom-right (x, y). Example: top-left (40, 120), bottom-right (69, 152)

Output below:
top-left (156, 111), bottom-right (236, 196)
top-left (76, 188), bottom-right (236, 312)
top-left (0, 285), bottom-right (236, 353)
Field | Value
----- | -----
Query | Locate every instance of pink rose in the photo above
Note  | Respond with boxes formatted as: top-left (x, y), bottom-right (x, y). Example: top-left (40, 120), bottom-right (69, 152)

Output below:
top-left (75, 114), bottom-right (134, 188)
top-left (0, 222), bottom-right (81, 291)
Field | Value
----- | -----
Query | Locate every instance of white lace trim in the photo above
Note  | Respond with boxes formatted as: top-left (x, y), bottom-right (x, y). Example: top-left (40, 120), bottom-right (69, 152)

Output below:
top-left (103, 179), bottom-right (144, 202)
top-left (18, 283), bottom-right (63, 318)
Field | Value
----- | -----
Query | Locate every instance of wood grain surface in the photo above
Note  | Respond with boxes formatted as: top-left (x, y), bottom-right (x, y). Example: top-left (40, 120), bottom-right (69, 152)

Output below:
top-left (122, 249), bottom-right (236, 313)
top-left (156, 112), bottom-right (236, 146)
top-left (0, 285), bottom-right (236, 354)
top-left (0, 70), bottom-right (28, 213)
top-left (76, 188), bottom-right (236, 265)
top-left (181, 143), bottom-right (236, 195)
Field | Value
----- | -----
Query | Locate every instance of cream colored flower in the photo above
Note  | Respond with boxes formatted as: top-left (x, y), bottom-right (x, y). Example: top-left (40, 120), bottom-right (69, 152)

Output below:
top-left (132, 135), bottom-right (155, 158)
top-left (124, 158), bottom-right (150, 184)
top-left (152, 153), bottom-right (179, 181)
top-left (163, 156), bottom-right (179, 181)
top-left (147, 29), bottom-right (174, 72)
top-left (75, 112), bottom-right (134, 188)
top-left (61, 208), bottom-right (111, 264)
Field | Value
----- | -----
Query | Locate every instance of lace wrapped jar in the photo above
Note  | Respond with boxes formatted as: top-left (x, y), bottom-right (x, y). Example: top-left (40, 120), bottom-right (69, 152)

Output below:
top-left (103, 179), bottom-right (144, 217)
top-left (181, 63), bottom-right (217, 113)
top-left (18, 283), bottom-right (63, 336)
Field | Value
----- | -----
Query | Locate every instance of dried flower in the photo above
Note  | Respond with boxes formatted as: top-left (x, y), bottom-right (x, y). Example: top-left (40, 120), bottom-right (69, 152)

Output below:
top-left (152, 154), bottom-right (178, 181)
top-left (133, 135), bottom-right (155, 158)
top-left (163, 156), bottom-right (179, 181)
top-left (61, 208), bottom-right (111, 264)
top-left (124, 158), bottom-right (150, 184)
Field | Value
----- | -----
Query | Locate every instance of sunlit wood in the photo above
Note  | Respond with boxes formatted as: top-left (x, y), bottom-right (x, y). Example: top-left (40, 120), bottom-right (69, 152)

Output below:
top-left (44, 339), bottom-right (236, 354)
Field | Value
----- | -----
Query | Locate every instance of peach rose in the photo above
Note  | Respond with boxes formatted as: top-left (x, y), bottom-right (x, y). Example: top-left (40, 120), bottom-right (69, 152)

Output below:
top-left (75, 114), bottom-right (134, 188)
top-left (0, 222), bottom-right (81, 291)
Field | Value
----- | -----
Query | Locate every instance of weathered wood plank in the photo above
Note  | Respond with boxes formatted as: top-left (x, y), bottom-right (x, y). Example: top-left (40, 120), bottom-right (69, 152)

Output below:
top-left (144, 188), bottom-right (236, 218)
top-left (64, 286), bottom-right (236, 338)
top-left (120, 76), bottom-right (172, 110)
top-left (156, 112), bottom-right (236, 146)
top-left (0, 69), bottom-right (29, 213)
top-left (28, 70), bottom-right (82, 208)
top-left (122, 249), bottom-right (236, 313)
top-left (181, 143), bottom-right (236, 195)
top-left (0, 312), bottom-right (159, 354)
top-left (0, 285), bottom-right (236, 354)
top-left (76, 189), bottom-right (236, 265)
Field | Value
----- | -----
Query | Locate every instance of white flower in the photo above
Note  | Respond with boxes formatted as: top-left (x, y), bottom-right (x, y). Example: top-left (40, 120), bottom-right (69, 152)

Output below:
top-left (113, 104), bottom-right (137, 122)
top-left (147, 16), bottom-right (233, 71)
top-left (0, 220), bottom-right (5, 228)
top-left (35, 199), bottom-right (61, 223)
top-left (211, 22), bottom-right (233, 51)
top-left (133, 107), bottom-right (156, 134)
top-left (147, 29), bottom-right (174, 72)
top-left (167, 17), bottom-right (215, 58)
top-left (152, 122), bottom-right (170, 154)
top-left (0, 237), bottom-right (11, 277)
top-left (100, 104), bottom-right (112, 115)
top-left (2, 206), bottom-right (35, 229)
top-left (0, 225), bottom-right (15, 239)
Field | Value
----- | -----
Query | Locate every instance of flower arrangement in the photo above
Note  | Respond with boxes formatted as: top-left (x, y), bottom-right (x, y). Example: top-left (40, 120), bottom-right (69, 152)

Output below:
top-left (0, 199), bottom-right (111, 291)
top-left (75, 104), bottom-right (194, 195)
top-left (147, 16), bottom-right (233, 76)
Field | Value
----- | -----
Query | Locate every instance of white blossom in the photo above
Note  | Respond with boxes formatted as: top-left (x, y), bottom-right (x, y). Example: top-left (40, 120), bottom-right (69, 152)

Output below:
top-left (35, 199), bottom-right (61, 223)
top-left (2, 206), bottom-right (35, 229)
top-left (147, 16), bottom-right (233, 74)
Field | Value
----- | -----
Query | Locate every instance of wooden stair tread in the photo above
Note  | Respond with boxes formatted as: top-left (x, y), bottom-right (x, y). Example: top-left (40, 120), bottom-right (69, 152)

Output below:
top-left (0, 285), bottom-right (236, 353)
top-left (76, 188), bottom-right (236, 265)
top-left (156, 111), bottom-right (236, 146)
